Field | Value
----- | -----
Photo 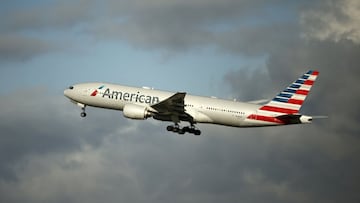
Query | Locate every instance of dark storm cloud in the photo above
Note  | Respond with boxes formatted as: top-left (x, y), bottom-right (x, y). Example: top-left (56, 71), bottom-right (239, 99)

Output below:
top-left (1, 0), bottom-right (360, 203)
top-left (0, 88), bottom-right (175, 203)
top-left (0, 88), bottom-right (120, 181)
top-left (223, 1), bottom-right (360, 202)
top-left (1, 91), bottom-right (359, 202)
top-left (221, 1), bottom-right (360, 202)
top-left (0, 89), bottom-right (259, 202)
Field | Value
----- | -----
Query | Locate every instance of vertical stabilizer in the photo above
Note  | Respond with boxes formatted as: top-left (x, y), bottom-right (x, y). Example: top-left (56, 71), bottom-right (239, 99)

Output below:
top-left (259, 70), bottom-right (319, 115)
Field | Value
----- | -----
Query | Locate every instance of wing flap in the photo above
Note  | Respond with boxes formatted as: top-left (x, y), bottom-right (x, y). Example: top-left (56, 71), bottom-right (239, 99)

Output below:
top-left (151, 92), bottom-right (186, 113)
top-left (150, 92), bottom-right (194, 123)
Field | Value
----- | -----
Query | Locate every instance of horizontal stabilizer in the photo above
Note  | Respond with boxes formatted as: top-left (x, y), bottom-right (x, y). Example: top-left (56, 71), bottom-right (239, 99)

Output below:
top-left (247, 99), bottom-right (270, 105)
top-left (276, 114), bottom-right (327, 125)
top-left (276, 114), bottom-right (302, 124)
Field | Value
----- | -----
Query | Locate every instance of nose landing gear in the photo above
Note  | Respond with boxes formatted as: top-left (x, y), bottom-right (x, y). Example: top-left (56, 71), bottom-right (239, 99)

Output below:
top-left (80, 111), bottom-right (87, 117)
top-left (77, 103), bottom-right (87, 117)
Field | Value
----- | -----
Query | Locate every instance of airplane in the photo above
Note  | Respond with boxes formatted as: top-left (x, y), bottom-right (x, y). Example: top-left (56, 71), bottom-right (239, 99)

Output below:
top-left (64, 70), bottom-right (320, 135)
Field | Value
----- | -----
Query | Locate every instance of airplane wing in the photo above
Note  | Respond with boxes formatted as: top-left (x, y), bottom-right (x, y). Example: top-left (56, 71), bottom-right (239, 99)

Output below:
top-left (150, 92), bottom-right (194, 123)
top-left (151, 92), bottom-right (186, 113)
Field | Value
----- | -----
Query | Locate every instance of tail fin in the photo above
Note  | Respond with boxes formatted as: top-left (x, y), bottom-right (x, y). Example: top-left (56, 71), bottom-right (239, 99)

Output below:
top-left (259, 70), bottom-right (319, 115)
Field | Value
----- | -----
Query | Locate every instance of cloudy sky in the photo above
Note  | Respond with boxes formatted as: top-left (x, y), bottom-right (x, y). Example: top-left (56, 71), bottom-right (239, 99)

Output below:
top-left (1, 0), bottom-right (360, 202)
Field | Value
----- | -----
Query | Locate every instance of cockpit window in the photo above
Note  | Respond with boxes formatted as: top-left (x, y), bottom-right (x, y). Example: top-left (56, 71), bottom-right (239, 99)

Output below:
top-left (69, 86), bottom-right (74, 90)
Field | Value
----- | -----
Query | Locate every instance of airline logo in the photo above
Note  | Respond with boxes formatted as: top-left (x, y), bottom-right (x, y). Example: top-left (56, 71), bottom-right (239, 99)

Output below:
top-left (247, 70), bottom-right (319, 124)
top-left (260, 70), bottom-right (319, 114)
top-left (89, 84), bottom-right (160, 104)
top-left (90, 85), bottom-right (105, 96)
top-left (102, 88), bottom-right (160, 104)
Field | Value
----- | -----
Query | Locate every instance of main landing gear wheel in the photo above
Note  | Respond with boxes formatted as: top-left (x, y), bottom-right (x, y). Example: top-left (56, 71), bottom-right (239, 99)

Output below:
top-left (181, 126), bottom-right (201, 135)
top-left (166, 125), bottom-right (201, 135)
top-left (166, 125), bottom-right (174, 131)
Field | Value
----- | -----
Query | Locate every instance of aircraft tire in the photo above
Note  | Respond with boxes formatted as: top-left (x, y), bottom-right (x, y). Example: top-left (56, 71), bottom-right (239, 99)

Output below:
top-left (194, 130), bottom-right (201, 136)
top-left (190, 128), bottom-right (196, 134)
top-left (178, 129), bottom-right (185, 134)
top-left (166, 125), bottom-right (174, 131)
top-left (173, 127), bottom-right (179, 133)
top-left (182, 126), bottom-right (190, 133)
top-left (80, 112), bottom-right (87, 117)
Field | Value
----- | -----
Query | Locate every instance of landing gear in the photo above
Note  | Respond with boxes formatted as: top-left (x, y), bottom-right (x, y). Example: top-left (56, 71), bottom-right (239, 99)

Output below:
top-left (79, 104), bottom-right (87, 117)
top-left (166, 124), bottom-right (201, 135)
top-left (80, 112), bottom-right (87, 117)
top-left (182, 126), bottom-right (201, 135)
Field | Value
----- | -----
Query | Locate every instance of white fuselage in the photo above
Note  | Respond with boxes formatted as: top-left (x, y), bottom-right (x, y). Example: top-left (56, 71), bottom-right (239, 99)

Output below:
top-left (64, 70), bottom-right (320, 135)
top-left (64, 82), bottom-right (277, 127)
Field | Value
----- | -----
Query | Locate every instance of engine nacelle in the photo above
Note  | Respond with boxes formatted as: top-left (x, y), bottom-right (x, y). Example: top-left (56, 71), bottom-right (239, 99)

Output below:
top-left (123, 104), bottom-right (151, 120)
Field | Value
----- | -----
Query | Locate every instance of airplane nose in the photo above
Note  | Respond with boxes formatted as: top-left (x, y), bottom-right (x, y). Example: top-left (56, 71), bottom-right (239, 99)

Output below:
top-left (64, 89), bottom-right (69, 97)
top-left (64, 86), bottom-right (74, 98)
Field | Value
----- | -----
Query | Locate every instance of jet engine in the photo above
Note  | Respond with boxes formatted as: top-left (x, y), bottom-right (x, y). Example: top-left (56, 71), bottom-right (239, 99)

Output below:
top-left (123, 104), bottom-right (152, 120)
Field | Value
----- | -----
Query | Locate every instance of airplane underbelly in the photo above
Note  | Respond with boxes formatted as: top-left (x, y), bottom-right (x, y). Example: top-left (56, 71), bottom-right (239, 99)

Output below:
top-left (82, 96), bottom-right (125, 110)
top-left (202, 111), bottom-right (245, 127)
top-left (220, 114), bottom-right (246, 127)
top-left (241, 111), bottom-right (284, 127)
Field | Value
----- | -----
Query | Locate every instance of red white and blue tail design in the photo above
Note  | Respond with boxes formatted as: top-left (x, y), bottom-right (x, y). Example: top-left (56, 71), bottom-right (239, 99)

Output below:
top-left (246, 70), bottom-right (319, 126)
top-left (260, 70), bottom-right (319, 115)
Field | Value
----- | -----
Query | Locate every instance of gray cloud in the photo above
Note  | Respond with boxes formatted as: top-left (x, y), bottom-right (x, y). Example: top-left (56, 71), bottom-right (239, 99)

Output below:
top-left (222, 1), bottom-right (360, 202)
top-left (0, 88), bottom-right (123, 180)
top-left (301, 0), bottom-right (360, 44)
top-left (0, 0), bottom-right (299, 60)
top-left (1, 87), bottom-right (360, 203)
top-left (224, 67), bottom-right (273, 101)
top-left (0, 0), bottom-right (95, 62)
top-left (2, 0), bottom-right (95, 32)
top-left (1, 1), bottom-right (360, 203)
top-left (92, 0), bottom-right (296, 52)
top-left (0, 35), bottom-right (57, 61)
